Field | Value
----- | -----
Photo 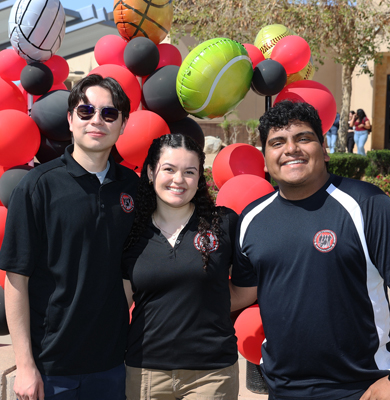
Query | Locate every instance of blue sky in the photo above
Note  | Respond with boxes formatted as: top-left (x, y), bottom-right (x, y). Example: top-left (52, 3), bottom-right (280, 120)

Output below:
top-left (62, 0), bottom-right (113, 12)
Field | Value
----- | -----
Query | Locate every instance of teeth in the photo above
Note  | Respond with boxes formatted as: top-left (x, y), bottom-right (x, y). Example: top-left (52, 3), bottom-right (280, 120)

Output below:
top-left (285, 160), bottom-right (305, 165)
top-left (169, 187), bottom-right (184, 193)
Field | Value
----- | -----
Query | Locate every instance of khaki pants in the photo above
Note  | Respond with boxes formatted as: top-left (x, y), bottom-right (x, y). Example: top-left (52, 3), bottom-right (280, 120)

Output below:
top-left (125, 362), bottom-right (239, 400)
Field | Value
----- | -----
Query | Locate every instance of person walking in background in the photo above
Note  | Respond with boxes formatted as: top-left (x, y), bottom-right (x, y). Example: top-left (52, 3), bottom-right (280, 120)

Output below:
top-left (353, 108), bottom-right (371, 155)
top-left (326, 112), bottom-right (340, 153)
top-left (122, 133), bottom-right (239, 400)
top-left (347, 110), bottom-right (355, 153)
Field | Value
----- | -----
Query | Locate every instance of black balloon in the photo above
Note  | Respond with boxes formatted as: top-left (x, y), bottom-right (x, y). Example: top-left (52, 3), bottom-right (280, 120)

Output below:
top-left (0, 287), bottom-right (9, 336)
top-left (0, 165), bottom-right (33, 208)
top-left (31, 90), bottom-right (72, 142)
top-left (168, 117), bottom-right (205, 149)
top-left (142, 65), bottom-right (188, 123)
top-left (20, 62), bottom-right (53, 96)
top-left (35, 135), bottom-right (72, 164)
top-left (124, 37), bottom-right (160, 77)
top-left (251, 59), bottom-right (287, 96)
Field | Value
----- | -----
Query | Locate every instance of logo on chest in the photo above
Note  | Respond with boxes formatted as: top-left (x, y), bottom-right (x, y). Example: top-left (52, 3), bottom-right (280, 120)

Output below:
top-left (120, 193), bottom-right (134, 213)
top-left (194, 231), bottom-right (219, 253)
top-left (313, 229), bottom-right (337, 252)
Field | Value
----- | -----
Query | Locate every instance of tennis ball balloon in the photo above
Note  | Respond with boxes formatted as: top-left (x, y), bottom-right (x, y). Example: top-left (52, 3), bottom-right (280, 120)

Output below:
top-left (176, 38), bottom-right (253, 119)
top-left (113, 0), bottom-right (173, 44)
top-left (254, 24), bottom-right (295, 59)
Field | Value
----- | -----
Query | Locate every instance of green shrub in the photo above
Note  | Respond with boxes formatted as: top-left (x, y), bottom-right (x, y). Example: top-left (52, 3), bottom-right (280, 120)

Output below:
top-left (365, 150), bottom-right (390, 177)
top-left (328, 153), bottom-right (368, 179)
top-left (364, 175), bottom-right (390, 196)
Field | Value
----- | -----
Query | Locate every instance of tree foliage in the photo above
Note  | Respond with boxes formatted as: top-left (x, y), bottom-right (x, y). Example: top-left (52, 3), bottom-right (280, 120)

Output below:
top-left (173, 0), bottom-right (390, 150)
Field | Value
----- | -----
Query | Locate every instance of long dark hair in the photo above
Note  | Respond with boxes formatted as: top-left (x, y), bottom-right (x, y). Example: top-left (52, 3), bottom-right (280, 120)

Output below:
top-left (356, 109), bottom-right (367, 123)
top-left (125, 133), bottom-right (222, 269)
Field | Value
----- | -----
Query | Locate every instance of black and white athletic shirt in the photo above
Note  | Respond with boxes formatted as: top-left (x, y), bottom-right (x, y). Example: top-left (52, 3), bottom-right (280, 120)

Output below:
top-left (232, 174), bottom-right (390, 399)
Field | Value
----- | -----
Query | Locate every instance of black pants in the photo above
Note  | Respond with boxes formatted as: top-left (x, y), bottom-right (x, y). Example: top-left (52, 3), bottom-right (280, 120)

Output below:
top-left (268, 389), bottom-right (366, 400)
top-left (347, 131), bottom-right (355, 153)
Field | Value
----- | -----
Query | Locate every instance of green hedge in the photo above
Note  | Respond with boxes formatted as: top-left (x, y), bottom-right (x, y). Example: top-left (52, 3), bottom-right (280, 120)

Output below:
top-left (328, 150), bottom-right (390, 179)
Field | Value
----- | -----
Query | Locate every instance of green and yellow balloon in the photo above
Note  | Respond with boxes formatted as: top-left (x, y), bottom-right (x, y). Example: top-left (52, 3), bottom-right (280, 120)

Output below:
top-left (176, 38), bottom-right (253, 119)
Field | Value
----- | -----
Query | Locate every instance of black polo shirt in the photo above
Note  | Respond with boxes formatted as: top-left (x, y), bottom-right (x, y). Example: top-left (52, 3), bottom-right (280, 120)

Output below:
top-left (0, 146), bottom-right (139, 376)
top-left (122, 207), bottom-right (238, 370)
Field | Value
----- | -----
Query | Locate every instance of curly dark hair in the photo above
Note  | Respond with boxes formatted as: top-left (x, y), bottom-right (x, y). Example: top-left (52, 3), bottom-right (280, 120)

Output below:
top-left (125, 133), bottom-right (222, 269)
top-left (68, 74), bottom-right (130, 121)
top-left (259, 100), bottom-right (323, 154)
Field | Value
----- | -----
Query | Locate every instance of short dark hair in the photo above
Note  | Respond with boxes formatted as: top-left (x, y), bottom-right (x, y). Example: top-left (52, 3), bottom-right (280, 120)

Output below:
top-left (68, 74), bottom-right (130, 120)
top-left (259, 101), bottom-right (323, 153)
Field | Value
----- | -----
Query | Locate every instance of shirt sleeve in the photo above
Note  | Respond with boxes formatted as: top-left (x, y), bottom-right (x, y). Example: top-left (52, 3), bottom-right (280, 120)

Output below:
top-left (231, 212), bottom-right (258, 287)
top-left (363, 192), bottom-right (390, 286)
top-left (0, 177), bottom-right (43, 276)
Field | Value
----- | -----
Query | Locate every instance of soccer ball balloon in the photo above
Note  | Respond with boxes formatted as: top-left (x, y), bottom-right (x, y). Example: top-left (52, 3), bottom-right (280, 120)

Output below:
top-left (8, 0), bottom-right (66, 62)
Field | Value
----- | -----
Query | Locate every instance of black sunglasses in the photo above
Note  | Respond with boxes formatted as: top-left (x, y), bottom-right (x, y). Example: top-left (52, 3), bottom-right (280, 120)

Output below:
top-left (75, 104), bottom-right (122, 122)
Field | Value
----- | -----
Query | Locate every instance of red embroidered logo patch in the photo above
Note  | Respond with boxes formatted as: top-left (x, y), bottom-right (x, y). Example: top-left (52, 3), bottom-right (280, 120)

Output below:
top-left (120, 193), bottom-right (134, 213)
top-left (194, 231), bottom-right (219, 253)
top-left (313, 230), bottom-right (337, 253)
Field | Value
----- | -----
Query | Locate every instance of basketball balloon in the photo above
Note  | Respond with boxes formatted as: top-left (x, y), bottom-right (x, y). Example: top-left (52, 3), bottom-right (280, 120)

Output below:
top-left (113, 0), bottom-right (173, 45)
top-left (212, 144), bottom-right (265, 189)
top-left (176, 38), bottom-right (253, 119)
top-left (8, 0), bottom-right (66, 62)
top-left (254, 24), bottom-right (295, 59)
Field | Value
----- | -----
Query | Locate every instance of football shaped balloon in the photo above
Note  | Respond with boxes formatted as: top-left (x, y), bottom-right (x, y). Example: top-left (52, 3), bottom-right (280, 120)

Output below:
top-left (114, 0), bottom-right (173, 45)
top-left (8, 0), bottom-right (66, 62)
top-left (176, 38), bottom-right (253, 119)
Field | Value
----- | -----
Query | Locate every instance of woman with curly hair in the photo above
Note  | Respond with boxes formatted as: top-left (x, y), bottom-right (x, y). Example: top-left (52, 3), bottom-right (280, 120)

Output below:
top-left (122, 133), bottom-right (239, 400)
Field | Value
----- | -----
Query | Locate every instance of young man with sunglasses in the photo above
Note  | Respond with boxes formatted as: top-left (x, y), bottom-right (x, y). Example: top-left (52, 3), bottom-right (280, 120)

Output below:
top-left (230, 101), bottom-right (390, 400)
top-left (0, 74), bottom-right (139, 400)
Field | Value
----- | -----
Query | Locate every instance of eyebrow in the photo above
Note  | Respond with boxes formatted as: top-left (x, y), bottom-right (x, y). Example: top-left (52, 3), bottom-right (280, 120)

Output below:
top-left (268, 130), bottom-right (317, 143)
top-left (161, 162), bottom-right (198, 171)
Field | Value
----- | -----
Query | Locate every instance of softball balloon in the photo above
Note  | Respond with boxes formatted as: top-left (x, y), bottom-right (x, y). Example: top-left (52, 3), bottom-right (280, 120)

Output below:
top-left (176, 38), bottom-right (253, 119)
top-left (113, 0), bottom-right (173, 44)
top-left (286, 56), bottom-right (315, 86)
top-left (254, 24), bottom-right (294, 59)
top-left (8, 0), bottom-right (66, 62)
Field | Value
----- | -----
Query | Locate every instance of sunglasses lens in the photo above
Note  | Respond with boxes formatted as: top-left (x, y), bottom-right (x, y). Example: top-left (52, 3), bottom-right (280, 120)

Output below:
top-left (76, 105), bottom-right (95, 120)
top-left (101, 107), bottom-right (119, 122)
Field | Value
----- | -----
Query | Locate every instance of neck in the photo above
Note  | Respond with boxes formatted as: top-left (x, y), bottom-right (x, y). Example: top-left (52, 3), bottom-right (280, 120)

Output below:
top-left (153, 201), bottom-right (194, 224)
top-left (279, 171), bottom-right (330, 201)
top-left (72, 145), bottom-right (111, 172)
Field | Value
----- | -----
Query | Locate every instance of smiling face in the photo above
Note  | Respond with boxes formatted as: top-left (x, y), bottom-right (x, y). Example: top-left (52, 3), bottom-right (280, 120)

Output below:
top-left (264, 121), bottom-right (330, 200)
top-left (148, 146), bottom-right (200, 211)
top-left (67, 85), bottom-right (126, 158)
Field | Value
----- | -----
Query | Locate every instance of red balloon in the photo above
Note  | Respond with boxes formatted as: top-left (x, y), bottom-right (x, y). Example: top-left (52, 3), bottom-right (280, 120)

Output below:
top-left (0, 110), bottom-right (41, 167)
top-left (129, 303), bottom-right (135, 323)
top-left (0, 270), bottom-right (5, 289)
top-left (0, 206), bottom-right (7, 250)
top-left (273, 80), bottom-right (337, 134)
top-left (243, 43), bottom-right (266, 69)
top-left (0, 49), bottom-right (27, 82)
top-left (212, 144), bottom-right (265, 189)
top-left (0, 78), bottom-right (27, 113)
top-left (234, 305), bottom-right (265, 365)
top-left (44, 56), bottom-right (69, 84)
top-left (94, 35), bottom-right (127, 67)
top-left (156, 43), bottom-right (182, 70)
top-left (116, 110), bottom-right (170, 167)
top-left (271, 35), bottom-right (311, 75)
top-left (89, 64), bottom-right (141, 113)
top-left (216, 174), bottom-right (275, 214)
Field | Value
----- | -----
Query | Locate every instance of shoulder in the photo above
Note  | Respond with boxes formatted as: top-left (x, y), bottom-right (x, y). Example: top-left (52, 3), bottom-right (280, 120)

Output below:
top-left (240, 190), bottom-right (278, 218)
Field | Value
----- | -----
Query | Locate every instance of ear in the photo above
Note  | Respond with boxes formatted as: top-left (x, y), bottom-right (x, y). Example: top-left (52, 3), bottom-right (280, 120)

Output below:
top-left (322, 142), bottom-right (330, 162)
top-left (147, 165), bottom-right (153, 180)
top-left (67, 111), bottom-right (73, 132)
top-left (119, 118), bottom-right (127, 135)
